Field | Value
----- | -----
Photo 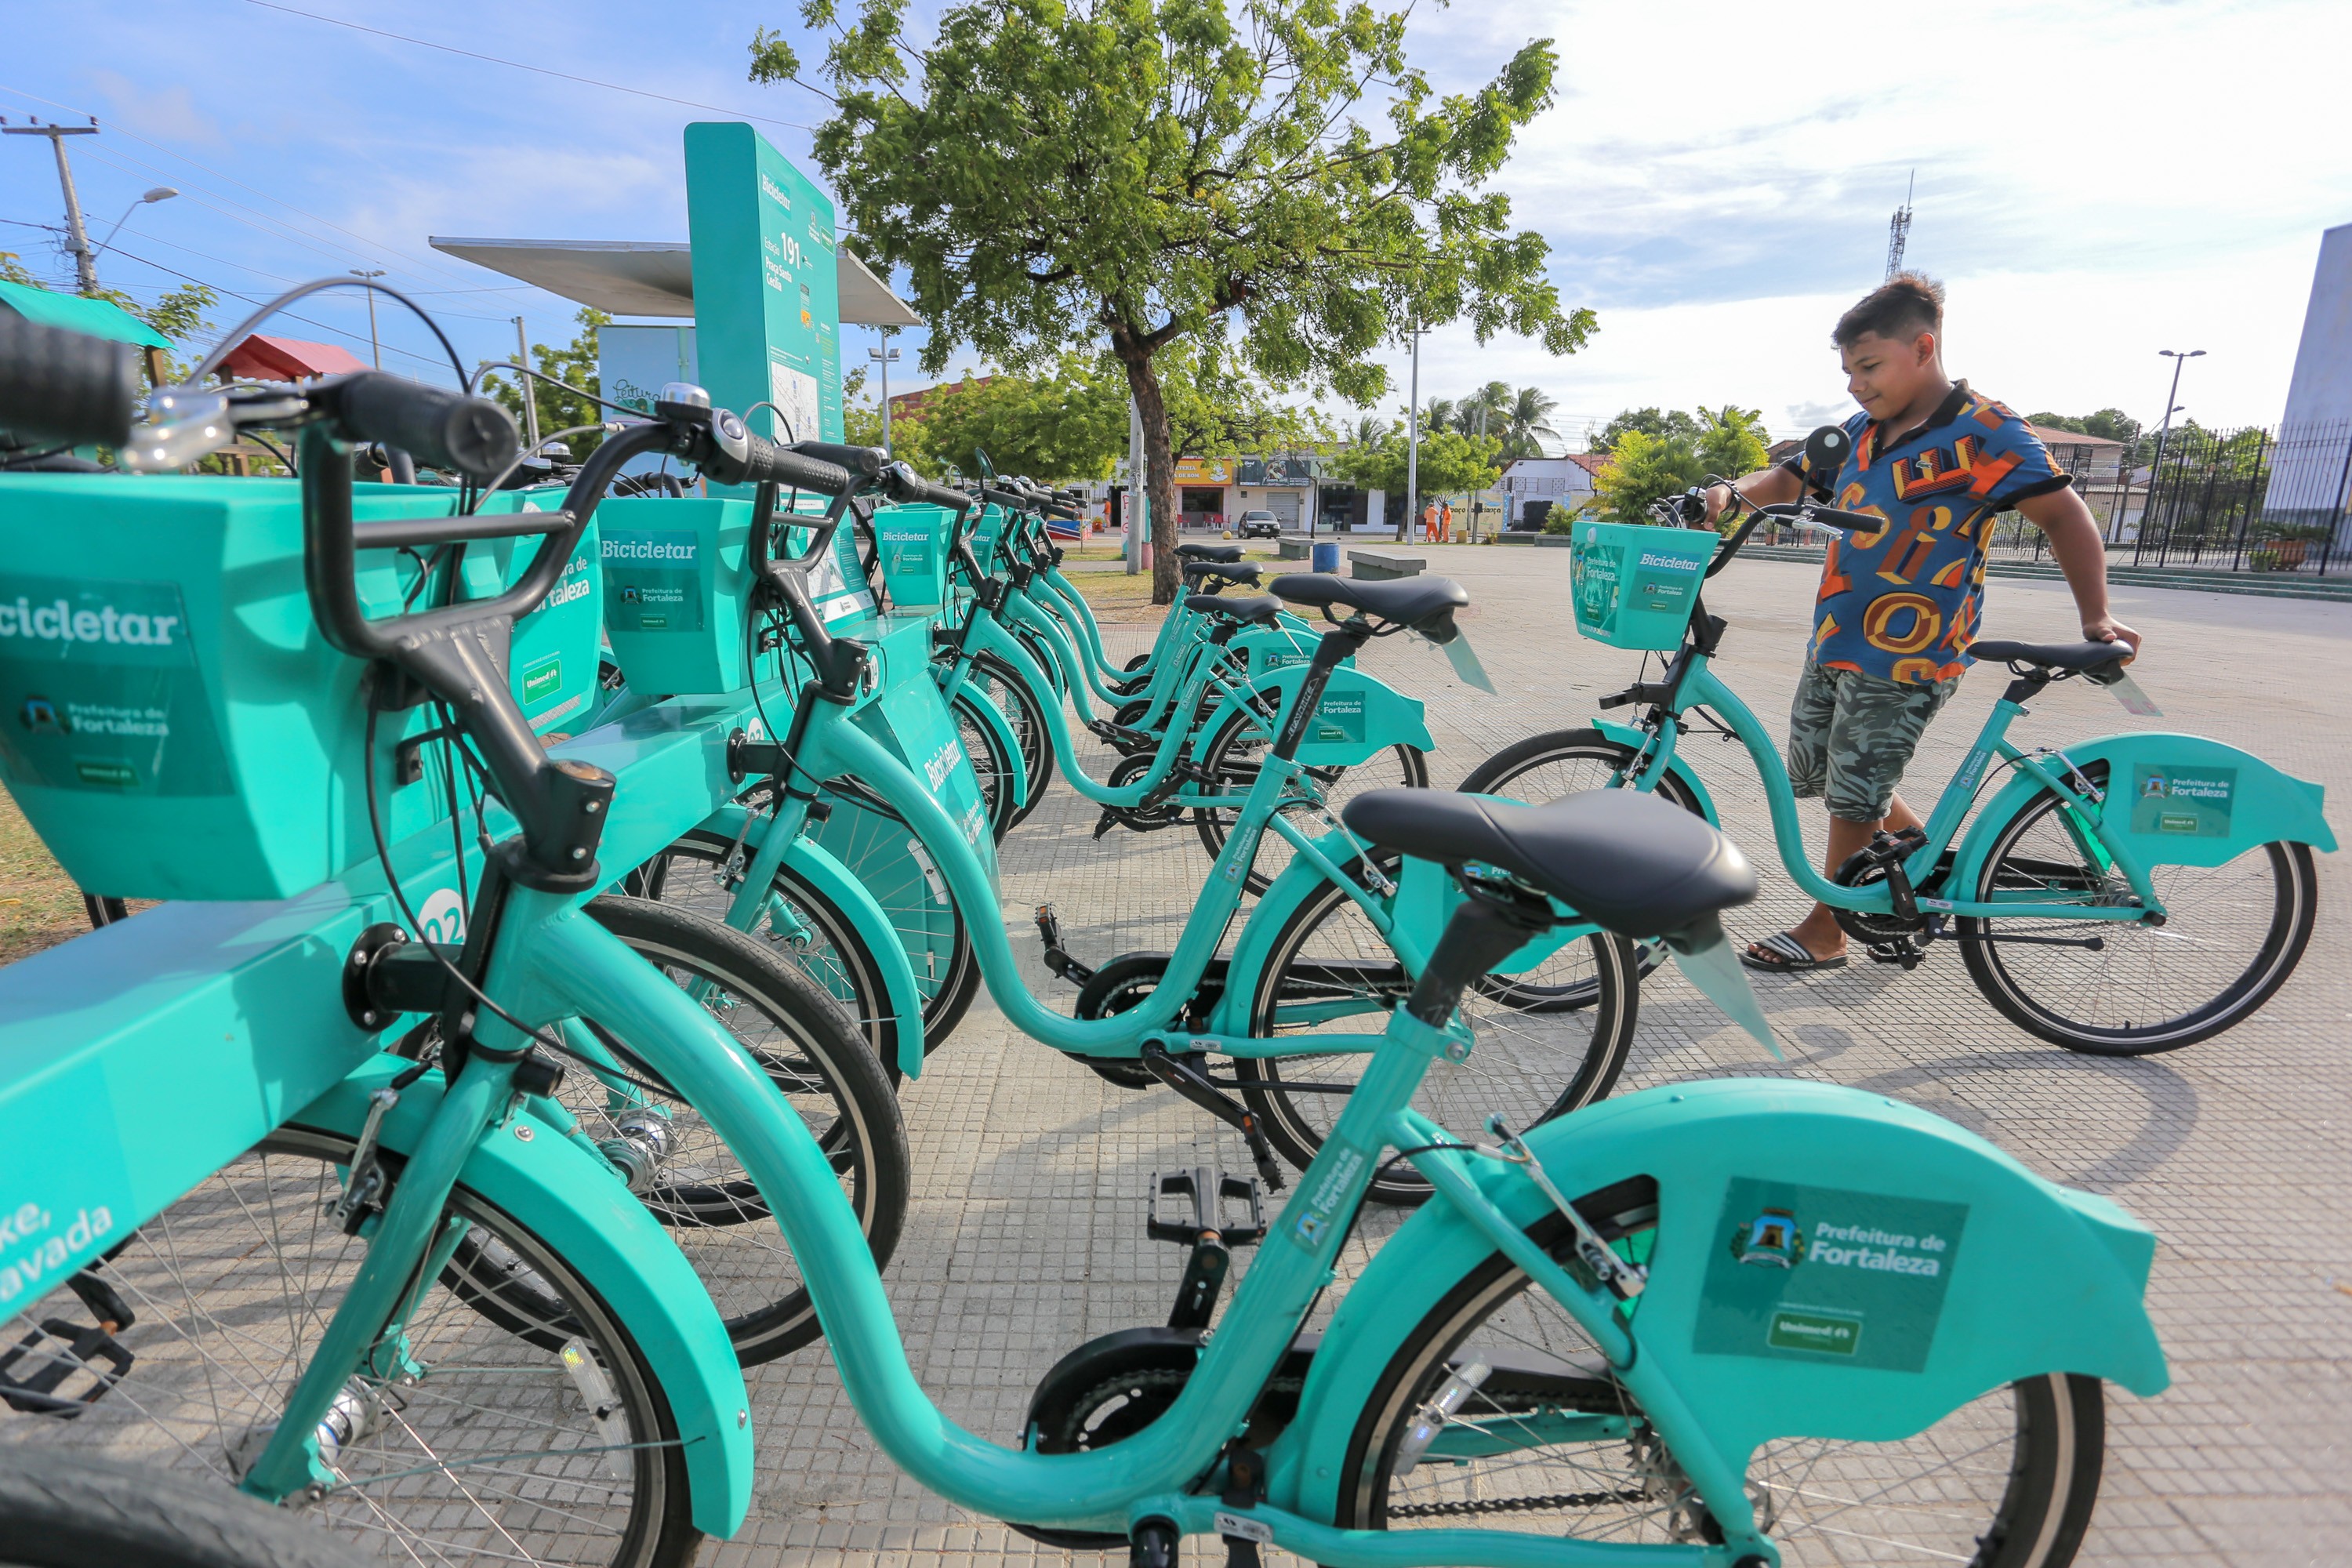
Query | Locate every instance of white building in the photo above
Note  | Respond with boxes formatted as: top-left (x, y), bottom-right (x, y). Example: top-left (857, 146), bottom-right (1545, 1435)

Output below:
top-left (1498, 453), bottom-right (1607, 529)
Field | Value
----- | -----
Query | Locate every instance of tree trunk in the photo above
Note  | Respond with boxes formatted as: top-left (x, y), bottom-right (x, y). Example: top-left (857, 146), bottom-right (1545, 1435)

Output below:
top-left (1120, 354), bottom-right (1183, 604)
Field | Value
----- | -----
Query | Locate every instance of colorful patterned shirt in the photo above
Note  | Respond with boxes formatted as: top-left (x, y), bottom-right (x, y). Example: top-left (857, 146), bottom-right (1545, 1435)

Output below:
top-left (1782, 381), bottom-right (2071, 685)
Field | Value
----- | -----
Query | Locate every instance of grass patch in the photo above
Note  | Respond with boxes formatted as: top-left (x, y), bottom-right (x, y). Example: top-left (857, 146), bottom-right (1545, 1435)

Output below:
top-left (1, 786), bottom-right (91, 965)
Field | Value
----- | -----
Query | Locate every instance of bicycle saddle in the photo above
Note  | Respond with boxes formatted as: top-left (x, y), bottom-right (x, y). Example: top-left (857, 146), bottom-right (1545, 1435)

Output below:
top-left (1185, 593), bottom-right (1279, 624)
top-left (1177, 543), bottom-right (1245, 563)
top-left (1270, 572), bottom-right (1468, 629)
top-left (1184, 561), bottom-right (1261, 586)
top-left (1967, 638), bottom-right (2129, 673)
top-left (1343, 788), bottom-right (1756, 941)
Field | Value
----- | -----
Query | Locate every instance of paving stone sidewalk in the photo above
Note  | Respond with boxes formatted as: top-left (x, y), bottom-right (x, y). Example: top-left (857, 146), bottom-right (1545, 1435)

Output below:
top-left (712, 549), bottom-right (2350, 1568)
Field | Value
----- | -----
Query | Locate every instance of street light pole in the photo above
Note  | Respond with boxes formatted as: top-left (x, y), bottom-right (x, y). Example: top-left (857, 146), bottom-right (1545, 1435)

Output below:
top-left (1403, 321), bottom-right (1421, 543)
top-left (96, 187), bottom-right (177, 258)
top-left (511, 314), bottom-right (540, 449)
top-left (867, 340), bottom-right (900, 455)
top-left (4, 119), bottom-right (102, 293)
top-left (2148, 348), bottom-right (2204, 481)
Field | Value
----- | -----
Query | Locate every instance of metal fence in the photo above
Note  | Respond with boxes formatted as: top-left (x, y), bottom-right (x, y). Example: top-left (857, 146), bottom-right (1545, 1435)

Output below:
top-left (1985, 419), bottom-right (2352, 577)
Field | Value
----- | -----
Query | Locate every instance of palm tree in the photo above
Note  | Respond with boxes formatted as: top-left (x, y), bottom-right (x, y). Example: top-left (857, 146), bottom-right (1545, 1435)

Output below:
top-left (1349, 412), bottom-right (1392, 448)
top-left (1460, 380), bottom-right (1514, 438)
top-left (1504, 386), bottom-right (1560, 457)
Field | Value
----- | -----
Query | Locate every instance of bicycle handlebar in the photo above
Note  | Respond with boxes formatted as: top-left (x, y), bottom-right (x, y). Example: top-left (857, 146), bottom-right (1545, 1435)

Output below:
top-left (0, 315), bottom-right (138, 449)
top-left (783, 440), bottom-right (888, 478)
top-left (314, 373), bottom-right (518, 481)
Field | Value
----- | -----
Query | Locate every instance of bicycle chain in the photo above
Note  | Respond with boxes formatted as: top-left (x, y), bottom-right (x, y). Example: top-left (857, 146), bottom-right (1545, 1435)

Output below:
top-left (1388, 1488), bottom-right (1646, 1519)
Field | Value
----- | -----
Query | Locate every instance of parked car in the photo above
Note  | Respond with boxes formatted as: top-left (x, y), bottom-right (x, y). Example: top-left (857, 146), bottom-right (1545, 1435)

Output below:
top-left (1236, 510), bottom-right (1282, 539)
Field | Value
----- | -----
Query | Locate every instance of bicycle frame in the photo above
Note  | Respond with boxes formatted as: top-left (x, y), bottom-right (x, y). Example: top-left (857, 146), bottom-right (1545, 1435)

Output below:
top-left (1621, 655), bottom-right (2166, 924)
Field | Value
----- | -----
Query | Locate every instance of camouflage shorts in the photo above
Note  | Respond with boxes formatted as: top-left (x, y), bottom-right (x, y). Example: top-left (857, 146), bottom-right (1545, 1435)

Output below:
top-left (1786, 662), bottom-right (1958, 822)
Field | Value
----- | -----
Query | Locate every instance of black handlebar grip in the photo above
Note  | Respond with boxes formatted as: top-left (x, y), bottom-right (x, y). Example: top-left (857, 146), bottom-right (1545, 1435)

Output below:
top-left (1810, 506), bottom-right (1882, 529)
top-left (786, 440), bottom-right (887, 477)
top-left (0, 315), bottom-right (138, 448)
top-left (739, 433), bottom-right (855, 495)
top-left (328, 372), bottom-right (518, 481)
top-left (979, 485), bottom-right (1030, 510)
top-left (1038, 499), bottom-right (1080, 521)
top-left (882, 467), bottom-right (972, 512)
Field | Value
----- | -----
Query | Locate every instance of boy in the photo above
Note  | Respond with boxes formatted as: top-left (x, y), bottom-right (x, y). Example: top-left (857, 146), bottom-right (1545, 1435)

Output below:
top-left (1702, 273), bottom-right (2142, 971)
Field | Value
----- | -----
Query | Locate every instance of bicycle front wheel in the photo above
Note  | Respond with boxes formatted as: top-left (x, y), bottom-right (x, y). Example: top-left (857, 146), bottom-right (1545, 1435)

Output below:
top-left (0, 1129), bottom-right (698, 1568)
top-left (0, 1450), bottom-right (370, 1568)
top-left (965, 648), bottom-right (1054, 823)
top-left (1342, 1196), bottom-right (2106, 1567)
top-left (1958, 761), bottom-right (2318, 1054)
top-left (1236, 854), bottom-right (1638, 1204)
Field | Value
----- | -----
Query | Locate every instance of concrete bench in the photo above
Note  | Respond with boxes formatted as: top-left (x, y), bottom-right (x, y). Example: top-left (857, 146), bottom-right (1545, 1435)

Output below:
top-left (1348, 550), bottom-right (1425, 580)
top-left (1277, 535), bottom-right (1313, 561)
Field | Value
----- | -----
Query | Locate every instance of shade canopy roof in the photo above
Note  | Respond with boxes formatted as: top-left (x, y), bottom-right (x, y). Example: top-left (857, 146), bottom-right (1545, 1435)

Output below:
top-left (426, 237), bottom-right (920, 328)
top-left (0, 279), bottom-right (172, 350)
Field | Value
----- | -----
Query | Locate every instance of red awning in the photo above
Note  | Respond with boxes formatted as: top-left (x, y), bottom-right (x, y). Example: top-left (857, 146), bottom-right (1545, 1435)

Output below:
top-left (213, 333), bottom-right (372, 383)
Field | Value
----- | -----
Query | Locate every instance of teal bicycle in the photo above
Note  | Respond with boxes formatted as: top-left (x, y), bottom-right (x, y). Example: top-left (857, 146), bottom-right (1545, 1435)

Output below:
top-left (2, 318), bottom-right (2172, 1568)
top-left (631, 448), bottom-right (1635, 1200)
top-left (1462, 463), bottom-right (2331, 1054)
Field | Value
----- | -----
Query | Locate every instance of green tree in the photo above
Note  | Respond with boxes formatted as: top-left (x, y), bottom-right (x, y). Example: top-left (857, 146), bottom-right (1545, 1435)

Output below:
top-left (1591, 428), bottom-right (1707, 524)
top-left (1596, 406), bottom-right (1703, 452)
top-left (1501, 383), bottom-right (1559, 458)
top-left (1693, 404), bottom-right (1769, 482)
top-left (2023, 411), bottom-right (2086, 434)
top-left (478, 308), bottom-right (608, 458)
top-left (1331, 426), bottom-right (1498, 505)
top-left (898, 352), bottom-right (1131, 481)
top-left (756, 0), bottom-right (1591, 600)
top-left (2080, 408), bottom-right (2142, 445)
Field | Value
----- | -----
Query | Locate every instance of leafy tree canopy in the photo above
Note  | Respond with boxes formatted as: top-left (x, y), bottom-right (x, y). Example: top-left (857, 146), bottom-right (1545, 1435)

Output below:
top-left (1592, 427), bottom-right (1707, 524)
top-left (1693, 404), bottom-right (1769, 482)
top-left (1330, 424), bottom-right (1499, 499)
top-left (755, 0), bottom-right (1589, 598)
top-left (1596, 406), bottom-right (1702, 452)
top-left (897, 351), bottom-right (1130, 482)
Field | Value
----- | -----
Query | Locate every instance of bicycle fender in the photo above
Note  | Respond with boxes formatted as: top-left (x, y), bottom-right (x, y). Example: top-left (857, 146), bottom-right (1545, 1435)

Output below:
top-left (1191, 667), bottom-right (1434, 768)
top-left (949, 683), bottom-right (1031, 813)
top-left (701, 804), bottom-right (931, 1078)
top-left (1273, 1077), bottom-right (2166, 1523)
top-left (1951, 731), bottom-right (2336, 894)
top-left (1592, 717), bottom-right (1722, 826)
top-left (295, 1058), bottom-right (753, 1539)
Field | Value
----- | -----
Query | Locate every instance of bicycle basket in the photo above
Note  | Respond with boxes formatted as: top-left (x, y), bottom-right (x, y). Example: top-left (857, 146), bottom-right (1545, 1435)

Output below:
top-left (1570, 521), bottom-right (1714, 652)
top-left (597, 495), bottom-right (755, 695)
top-left (874, 503), bottom-right (953, 613)
top-left (0, 474), bottom-right (600, 901)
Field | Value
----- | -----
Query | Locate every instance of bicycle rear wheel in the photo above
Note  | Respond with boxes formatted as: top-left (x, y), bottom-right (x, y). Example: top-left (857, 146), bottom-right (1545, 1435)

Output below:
top-left (952, 688), bottom-right (1022, 841)
top-left (0, 1129), bottom-right (698, 1568)
top-left (965, 649), bottom-right (1054, 823)
top-left (1342, 1198), bottom-right (2106, 1566)
top-left (1958, 761), bottom-right (2318, 1054)
top-left (1236, 853), bottom-right (1638, 1204)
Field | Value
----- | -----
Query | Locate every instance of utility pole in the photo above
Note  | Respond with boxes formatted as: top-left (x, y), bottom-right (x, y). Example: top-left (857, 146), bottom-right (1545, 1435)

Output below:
top-left (867, 339), bottom-right (900, 455)
top-left (512, 315), bottom-right (540, 448)
top-left (1403, 321), bottom-right (1422, 543)
top-left (4, 118), bottom-right (102, 293)
top-left (2143, 348), bottom-right (2204, 554)
top-left (347, 270), bottom-right (387, 368)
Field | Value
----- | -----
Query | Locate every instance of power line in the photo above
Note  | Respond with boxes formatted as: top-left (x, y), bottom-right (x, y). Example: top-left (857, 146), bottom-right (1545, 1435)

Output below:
top-left (236, 0), bottom-right (817, 132)
top-left (0, 82), bottom-right (485, 290)
top-left (96, 238), bottom-right (459, 374)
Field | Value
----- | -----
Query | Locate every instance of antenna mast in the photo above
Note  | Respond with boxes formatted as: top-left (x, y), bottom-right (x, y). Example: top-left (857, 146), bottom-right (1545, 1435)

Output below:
top-left (1883, 170), bottom-right (1915, 281)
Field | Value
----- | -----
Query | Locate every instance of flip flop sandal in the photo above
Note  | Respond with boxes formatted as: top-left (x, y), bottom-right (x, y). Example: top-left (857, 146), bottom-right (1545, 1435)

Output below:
top-left (1740, 931), bottom-right (1849, 973)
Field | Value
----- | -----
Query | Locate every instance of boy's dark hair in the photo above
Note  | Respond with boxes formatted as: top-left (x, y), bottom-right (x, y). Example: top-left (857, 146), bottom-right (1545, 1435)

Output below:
top-left (1833, 271), bottom-right (1944, 348)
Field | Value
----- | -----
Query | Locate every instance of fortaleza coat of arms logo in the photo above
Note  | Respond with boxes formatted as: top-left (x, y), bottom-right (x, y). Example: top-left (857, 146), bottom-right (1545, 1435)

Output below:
top-left (1730, 1207), bottom-right (1806, 1268)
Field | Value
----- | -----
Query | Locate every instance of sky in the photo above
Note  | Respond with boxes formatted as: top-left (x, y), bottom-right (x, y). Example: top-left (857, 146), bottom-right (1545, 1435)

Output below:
top-left (3, 0), bottom-right (2347, 444)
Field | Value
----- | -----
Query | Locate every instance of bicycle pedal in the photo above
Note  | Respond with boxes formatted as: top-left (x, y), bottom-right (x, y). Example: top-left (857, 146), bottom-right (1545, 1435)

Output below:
top-left (0, 1316), bottom-right (134, 1416)
top-left (1146, 1167), bottom-right (1267, 1247)
top-left (1864, 938), bottom-right (1925, 968)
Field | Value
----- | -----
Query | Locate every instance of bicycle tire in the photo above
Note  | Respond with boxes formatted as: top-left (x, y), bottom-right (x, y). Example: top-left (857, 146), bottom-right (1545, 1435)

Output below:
top-left (1235, 851), bottom-right (1638, 1204)
top-left (0, 1127), bottom-right (699, 1568)
top-left (1341, 1200), bottom-right (2105, 1567)
top-left (1456, 728), bottom-right (1706, 1007)
top-left (558, 896), bottom-right (908, 1364)
top-left (0, 1450), bottom-right (372, 1568)
top-left (952, 688), bottom-right (1022, 841)
top-left (967, 649), bottom-right (1054, 822)
top-left (1957, 760), bottom-right (2319, 1054)
top-left (1192, 702), bottom-right (1430, 895)
top-left (629, 829), bottom-right (906, 1076)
